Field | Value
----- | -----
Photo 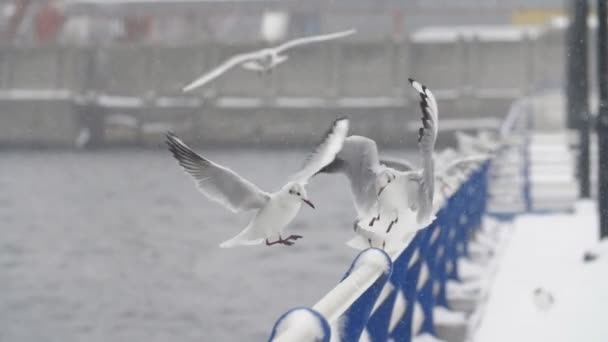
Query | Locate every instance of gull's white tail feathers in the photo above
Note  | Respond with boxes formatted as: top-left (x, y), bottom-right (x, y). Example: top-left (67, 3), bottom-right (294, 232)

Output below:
top-left (219, 223), bottom-right (264, 248)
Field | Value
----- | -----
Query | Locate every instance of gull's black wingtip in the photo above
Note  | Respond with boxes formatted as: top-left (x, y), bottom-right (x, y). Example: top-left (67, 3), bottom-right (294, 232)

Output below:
top-left (165, 131), bottom-right (186, 152)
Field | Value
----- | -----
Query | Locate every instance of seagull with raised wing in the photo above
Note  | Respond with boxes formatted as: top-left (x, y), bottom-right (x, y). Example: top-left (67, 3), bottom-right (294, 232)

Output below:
top-left (166, 117), bottom-right (349, 248)
top-left (372, 78), bottom-right (439, 231)
top-left (316, 78), bottom-right (438, 249)
top-left (182, 29), bottom-right (356, 92)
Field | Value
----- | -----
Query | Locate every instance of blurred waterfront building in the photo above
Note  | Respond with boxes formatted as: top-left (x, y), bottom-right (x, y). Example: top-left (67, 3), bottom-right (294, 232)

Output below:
top-left (1, 0), bottom-right (565, 45)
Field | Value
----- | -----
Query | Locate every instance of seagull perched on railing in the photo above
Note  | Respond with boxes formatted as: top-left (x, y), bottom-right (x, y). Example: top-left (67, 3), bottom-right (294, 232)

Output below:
top-left (316, 78), bottom-right (437, 249)
top-left (182, 29), bottom-right (356, 92)
top-left (372, 78), bottom-right (439, 231)
top-left (165, 117), bottom-right (349, 248)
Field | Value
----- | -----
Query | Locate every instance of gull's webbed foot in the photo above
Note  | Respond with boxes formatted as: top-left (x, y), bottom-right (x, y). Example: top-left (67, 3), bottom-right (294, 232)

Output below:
top-left (265, 235), bottom-right (302, 247)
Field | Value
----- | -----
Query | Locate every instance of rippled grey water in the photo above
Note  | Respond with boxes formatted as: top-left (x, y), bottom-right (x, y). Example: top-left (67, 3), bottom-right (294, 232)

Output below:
top-left (0, 148), bottom-right (415, 341)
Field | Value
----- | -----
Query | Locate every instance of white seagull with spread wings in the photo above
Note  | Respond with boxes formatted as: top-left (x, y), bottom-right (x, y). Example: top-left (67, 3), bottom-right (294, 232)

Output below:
top-left (372, 78), bottom-right (439, 231)
top-left (166, 117), bottom-right (349, 248)
top-left (315, 79), bottom-right (438, 250)
top-left (182, 29), bottom-right (356, 92)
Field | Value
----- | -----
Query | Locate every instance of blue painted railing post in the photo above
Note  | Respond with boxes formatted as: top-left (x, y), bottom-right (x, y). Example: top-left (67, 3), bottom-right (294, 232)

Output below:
top-left (367, 240), bottom-right (420, 341)
top-left (417, 223), bottom-right (440, 335)
top-left (389, 234), bottom-right (424, 341)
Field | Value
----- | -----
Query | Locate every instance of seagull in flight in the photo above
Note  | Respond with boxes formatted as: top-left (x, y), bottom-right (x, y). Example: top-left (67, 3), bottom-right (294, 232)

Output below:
top-left (316, 78), bottom-right (438, 249)
top-left (182, 29), bottom-right (356, 92)
top-left (165, 117), bottom-right (349, 248)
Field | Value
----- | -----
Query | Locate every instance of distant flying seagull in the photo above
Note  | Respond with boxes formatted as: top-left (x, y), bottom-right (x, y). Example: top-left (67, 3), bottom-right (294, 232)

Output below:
top-left (165, 118), bottom-right (349, 248)
top-left (182, 29), bottom-right (356, 92)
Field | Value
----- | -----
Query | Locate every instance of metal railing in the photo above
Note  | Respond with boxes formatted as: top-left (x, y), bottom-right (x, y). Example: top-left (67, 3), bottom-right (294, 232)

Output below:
top-left (265, 98), bottom-right (532, 341)
top-left (268, 162), bottom-right (493, 341)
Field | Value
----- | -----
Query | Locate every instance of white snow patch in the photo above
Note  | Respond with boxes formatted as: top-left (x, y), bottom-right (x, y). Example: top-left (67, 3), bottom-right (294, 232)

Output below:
top-left (353, 248), bottom-right (391, 274)
top-left (433, 306), bottom-right (467, 325)
top-left (457, 259), bottom-right (485, 281)
top-left (413, 332), bottom-right (447, 342)
top-left (473, 200), bottom-right (608, 342)
top-left (272, 309), bottom-right (326, 342)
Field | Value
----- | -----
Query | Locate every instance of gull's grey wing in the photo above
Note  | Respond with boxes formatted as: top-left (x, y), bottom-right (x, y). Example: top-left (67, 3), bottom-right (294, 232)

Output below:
top-left (290, 117), bottom-right (350, 184)
top-left (409, 78), bottom-right (439, 225)
top-left (182, 50), bottom-right (266, 92)
top-left (380, 156), bottom-right (416, 172)
top-left (166, 132), bottom-right (270, 212)
top-left (400, 171), bottom-right (434, 226)
top-left (274, 29), bottom-right (356, 53)
top-left (316, 135), bottom-right (382, 217)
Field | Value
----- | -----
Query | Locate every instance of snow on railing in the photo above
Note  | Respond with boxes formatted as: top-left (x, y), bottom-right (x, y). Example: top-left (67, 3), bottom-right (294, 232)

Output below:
top-left (268, 162), bottom-right (493, 341)
top-left (265, 99), bottom-right (532, 341)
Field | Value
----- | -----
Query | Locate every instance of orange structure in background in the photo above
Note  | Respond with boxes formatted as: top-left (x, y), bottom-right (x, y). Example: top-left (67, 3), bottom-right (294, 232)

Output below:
top-left (122, 16), bottom-right (153, 42)
top-left (34, 0), bottom-right (65, 43)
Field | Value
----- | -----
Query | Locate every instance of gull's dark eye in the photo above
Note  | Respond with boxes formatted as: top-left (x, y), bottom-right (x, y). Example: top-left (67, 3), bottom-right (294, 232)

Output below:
top-left (297, 192), bottom-right (301, 196)
top-left (289, 189), bottom-right (294, 194)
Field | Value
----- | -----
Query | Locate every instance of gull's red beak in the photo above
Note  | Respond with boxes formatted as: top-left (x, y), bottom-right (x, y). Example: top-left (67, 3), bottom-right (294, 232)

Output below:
top-left (302, 198), bottom-right (316, 209)
top-left (378, 185), bottom-right (388, 197)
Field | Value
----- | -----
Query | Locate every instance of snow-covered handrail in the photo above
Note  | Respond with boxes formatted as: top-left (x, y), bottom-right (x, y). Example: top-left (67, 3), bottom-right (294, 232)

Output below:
top-left (267, 162), bottom-right (493, 341)
top-left (499, 97), bottom-right (531, 139)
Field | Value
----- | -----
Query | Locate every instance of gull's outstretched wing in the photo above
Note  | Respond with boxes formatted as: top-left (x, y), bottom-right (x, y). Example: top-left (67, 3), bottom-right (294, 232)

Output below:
top-left (408, 78), bottom-right (439, 225)
top-left (166, 132), bottom-right (270, 212)
top-left (290, 117), bottom-right (350, 184)
top-left (380, 156), bottom-right (416, 172)
top-left (315, 135), bottom-right (383, 217)
top-left (274, 29), bottom-right (356, 54)
top-left (182, 50), bottom-right (266, 92)
top-left (409, 78), bottom-right (438, 151)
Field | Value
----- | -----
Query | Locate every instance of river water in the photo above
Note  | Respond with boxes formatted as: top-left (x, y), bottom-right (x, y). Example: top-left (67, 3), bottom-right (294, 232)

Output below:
top-left (0, 148), bottom-right (415, 341)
